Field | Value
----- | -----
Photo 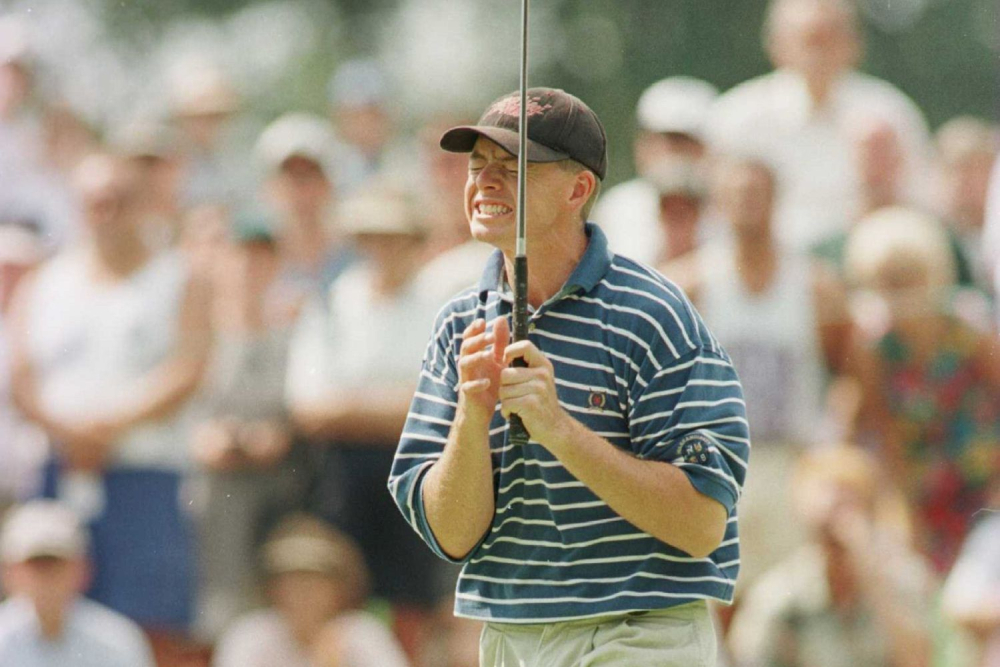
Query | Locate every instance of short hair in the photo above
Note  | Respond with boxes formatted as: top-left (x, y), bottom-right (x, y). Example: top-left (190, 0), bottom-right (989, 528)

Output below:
top-left (843, 206), bottom-right (957, 291)
top-left (557, 159), bottom-right (602, 222)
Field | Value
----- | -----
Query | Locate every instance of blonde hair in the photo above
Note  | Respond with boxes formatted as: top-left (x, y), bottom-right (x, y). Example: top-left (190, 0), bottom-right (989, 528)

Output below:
top-left (843, 206), bottom-right (956, 292)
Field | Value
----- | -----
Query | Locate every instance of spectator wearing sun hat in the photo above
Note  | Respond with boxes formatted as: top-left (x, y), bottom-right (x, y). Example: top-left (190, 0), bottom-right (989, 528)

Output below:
top-left (0, 500), bottom-right (155, 667)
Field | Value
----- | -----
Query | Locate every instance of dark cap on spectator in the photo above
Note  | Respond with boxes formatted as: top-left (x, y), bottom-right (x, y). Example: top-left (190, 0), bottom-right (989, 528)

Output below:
top-left (1, 501), bottom-right (88, 563)
top-left (440, 87), bottom-right (608, 180)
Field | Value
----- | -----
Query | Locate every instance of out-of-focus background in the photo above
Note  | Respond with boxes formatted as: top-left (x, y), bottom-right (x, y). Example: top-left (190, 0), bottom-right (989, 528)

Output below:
top-left (0, 0), bottom-right (998, 665)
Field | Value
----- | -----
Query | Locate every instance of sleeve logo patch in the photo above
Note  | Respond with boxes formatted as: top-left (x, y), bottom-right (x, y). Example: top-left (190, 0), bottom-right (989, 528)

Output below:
top-left (679, 435), bottom-right (711, 465)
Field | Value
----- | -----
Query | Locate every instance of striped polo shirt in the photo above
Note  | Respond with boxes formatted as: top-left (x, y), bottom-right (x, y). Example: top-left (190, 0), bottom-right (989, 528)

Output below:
top-left (389, 223), bottom-right (750, 623)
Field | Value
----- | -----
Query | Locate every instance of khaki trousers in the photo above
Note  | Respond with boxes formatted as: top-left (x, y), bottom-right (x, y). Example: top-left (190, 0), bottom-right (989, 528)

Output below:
top-left (479, 601), bottom-right (716, 667)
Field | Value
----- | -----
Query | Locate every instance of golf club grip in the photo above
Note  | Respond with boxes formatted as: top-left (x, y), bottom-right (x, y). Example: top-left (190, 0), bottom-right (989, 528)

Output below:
top-left (510, 255), bottom-right (530, 445)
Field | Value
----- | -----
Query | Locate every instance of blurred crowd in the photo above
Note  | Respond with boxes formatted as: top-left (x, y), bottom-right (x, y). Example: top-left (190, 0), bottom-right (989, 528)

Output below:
top-left (0, 0), bottom-right (998, 666)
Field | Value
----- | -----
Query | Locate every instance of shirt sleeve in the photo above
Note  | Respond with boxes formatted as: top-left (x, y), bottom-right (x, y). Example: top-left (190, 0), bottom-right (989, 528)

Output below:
top-left (387, 306), bottom-right (469, 563)
top-left (628, 345), bottom-right (750, 514)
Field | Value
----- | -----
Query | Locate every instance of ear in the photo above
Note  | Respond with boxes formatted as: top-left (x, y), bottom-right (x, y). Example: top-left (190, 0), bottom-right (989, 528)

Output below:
top-left (568, 169), bottom-right (597, 214)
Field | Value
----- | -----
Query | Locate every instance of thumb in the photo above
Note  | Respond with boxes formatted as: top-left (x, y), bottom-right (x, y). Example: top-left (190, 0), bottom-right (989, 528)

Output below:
top-left (492, 316), bottom-right (510, 364)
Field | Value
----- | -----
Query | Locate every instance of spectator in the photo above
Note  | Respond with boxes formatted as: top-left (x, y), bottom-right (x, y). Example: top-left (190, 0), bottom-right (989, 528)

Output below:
top-left (935, 117), bottom-right (999, 289)
top-left (709, 0), bottom-right (932, 252)
top-left (6, 153), bottom-right (213, 663)
top-left (0, 20), bottom-right (78, 249)
top-left (169, 62), bottom-right (248, 211)
top-left (664, 156), bottom-right (851, 584)
top-left (190, 218), bottom-right (308, 642)
top-left (286, 184), bottom-right (441, 662)
top-left (592, 76), bottom-right (717, 264)
top-left (811, 120), bottom-right (977, 289)
top-left (987, 157), bottom-right (1000, 305)
top-left (646, 160), bottom-right (710, 270)
top-left (113, 120), bottom-right (186, 250)
top-left (845, 206), bottom-right (1000, 573)
top-left (0, 500), bottom-right (155, 667)
top-left (327, 58), bottom-right (411, 194)
top-left (257, 112), bottom-right (354, 310)
top-left (942, 512), bottom-right (1000, 667)
top-left (0, 223), bottom-right (48, 515)
top-left (213, 513), bottom-right (407, 667)
top-left (413, 115), bottom-right (494, 306)
top-left (728, 445), bottom-right (933, 667)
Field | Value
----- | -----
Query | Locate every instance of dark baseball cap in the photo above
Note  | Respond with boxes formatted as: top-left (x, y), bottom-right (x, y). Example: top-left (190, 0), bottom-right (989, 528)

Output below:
top-left (440, 87), bottom-right (608, 181)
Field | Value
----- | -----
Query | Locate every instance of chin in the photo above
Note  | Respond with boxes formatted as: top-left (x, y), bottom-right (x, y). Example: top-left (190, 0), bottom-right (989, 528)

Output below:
top-left (469, 218), bottom-right (512, 249)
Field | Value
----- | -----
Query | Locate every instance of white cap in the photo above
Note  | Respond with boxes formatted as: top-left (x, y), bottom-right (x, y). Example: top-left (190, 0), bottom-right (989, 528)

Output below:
top-left (1, 501), bottom-right (89, 563)
top-left (636, 77), bottom-right (718, 139)
top-left (256, 112), bottom-right (338, 176)
top-left (170, 65), bottom-right (239, 117)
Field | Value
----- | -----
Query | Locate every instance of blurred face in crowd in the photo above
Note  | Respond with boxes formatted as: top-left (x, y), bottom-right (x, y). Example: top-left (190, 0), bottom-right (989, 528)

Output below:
top-left (2, 556), bottom-right (89, 617)
top-left (268, 155), bottom-right (333, 224)
top-left (635, 132), bottom-right (705, 177)
top-left (75, 155), bottom-right (142, 237)
top-left (658, 192), bottom-right (702, 259)
top-left (768, 0), bottom-right (861, 86)
top-left (940, 149), bottom-right (995, 228)
top-left (465, 137), bottom-right (591, 255)
top-left (270, 570), bottom-right (348, 632)
top-left (716, 159), bottom-right (776, 239)
top-left (869, 253), bottom-right (939, 322)
top-left (177, 110), bottom-right (231, 150)
top-left (336, 104), bottom-right (391, 158)
top-left (132, 153), bottom-right (183, 212)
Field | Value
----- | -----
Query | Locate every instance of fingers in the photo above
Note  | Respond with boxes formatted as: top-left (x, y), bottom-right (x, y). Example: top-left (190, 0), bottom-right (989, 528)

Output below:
top-left (492, 317), bottom-right (510, 364)
top-left (503, 340), bottom-right (552, 370)
top-left (460, 319), bottom-right (488, 355)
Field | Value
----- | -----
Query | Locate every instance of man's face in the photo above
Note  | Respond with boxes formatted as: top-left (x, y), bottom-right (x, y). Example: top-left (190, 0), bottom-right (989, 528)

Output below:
top-left (77, 159), bottom-right (141, 235)
top-left (2, 557), bottom-right (88, 614)
top-left (463, 137), bottom-right (578, 253)
top-left (635, 132), bottom-right (705, 176)
top-left (269, 155), bottom-right (333, 223)
top-left (771, 2), bottom-right (859, 82)
top-left (717, 162), bottom-right (775, 236)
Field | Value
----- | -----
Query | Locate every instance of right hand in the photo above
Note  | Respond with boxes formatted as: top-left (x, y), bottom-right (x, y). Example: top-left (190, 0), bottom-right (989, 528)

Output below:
top-left (457, 317), bottom-right (510, 422)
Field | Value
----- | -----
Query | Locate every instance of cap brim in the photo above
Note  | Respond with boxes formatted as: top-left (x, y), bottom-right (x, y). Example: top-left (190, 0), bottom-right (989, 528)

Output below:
top-left (440, 126), bottom-right (568, 163)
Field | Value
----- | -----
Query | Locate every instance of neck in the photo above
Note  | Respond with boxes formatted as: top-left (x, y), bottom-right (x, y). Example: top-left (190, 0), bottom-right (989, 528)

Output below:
top-left (504, 222), bottom-right (588, 309)
top-left (733, 231), bottom-right (777, 292)
top-left (92, 230), bottom-right (150, 278)
top-left (35, 603), bottom-right (69, 641)
top-left (800, 71), bottom-right (839, 109)
top-left (280, 217), bottom-right (331, 272)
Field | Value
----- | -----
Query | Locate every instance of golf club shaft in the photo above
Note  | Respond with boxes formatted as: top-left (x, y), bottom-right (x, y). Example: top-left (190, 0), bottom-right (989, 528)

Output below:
top-left (509, 0), bottom-right (530, 446)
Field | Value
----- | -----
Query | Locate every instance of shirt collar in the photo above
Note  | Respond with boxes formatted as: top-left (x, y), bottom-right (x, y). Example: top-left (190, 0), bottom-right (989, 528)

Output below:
top-left (477, 222), bottom-right (613, 303)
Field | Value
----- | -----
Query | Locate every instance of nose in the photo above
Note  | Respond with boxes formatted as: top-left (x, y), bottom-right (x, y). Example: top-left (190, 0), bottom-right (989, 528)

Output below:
top-left (475, 161), bottom-right (505, 191)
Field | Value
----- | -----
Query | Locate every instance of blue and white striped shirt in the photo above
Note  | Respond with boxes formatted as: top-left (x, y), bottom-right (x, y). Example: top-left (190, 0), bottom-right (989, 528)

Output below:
top-left (389, 224), bottom-right (750, 623)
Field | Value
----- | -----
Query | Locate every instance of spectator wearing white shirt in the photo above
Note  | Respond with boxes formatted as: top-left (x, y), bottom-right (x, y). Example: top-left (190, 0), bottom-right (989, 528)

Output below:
top-left (935, 117), bottom-right (999, 291)
top-left (213, 513), bottom-right (408, 667)
top-left (708, 0), bottom-right (932, 253)
top-left (592, 77), bottom-right (717, 265)
top-left (0, 500), bottom-right (155, 667)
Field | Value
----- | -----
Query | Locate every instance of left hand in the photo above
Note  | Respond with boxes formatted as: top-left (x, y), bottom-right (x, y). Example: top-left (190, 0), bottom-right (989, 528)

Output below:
top-left (499, 341), bottom-right (572, 451)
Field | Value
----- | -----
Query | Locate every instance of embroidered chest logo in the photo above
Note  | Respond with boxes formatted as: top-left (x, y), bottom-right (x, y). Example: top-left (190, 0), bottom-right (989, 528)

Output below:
top-left (490, 95), bottom-right (553, 119)
top-left (587, 390), bottom-right (607, 411)
top-left (679, 435), bottom-right (711, 465)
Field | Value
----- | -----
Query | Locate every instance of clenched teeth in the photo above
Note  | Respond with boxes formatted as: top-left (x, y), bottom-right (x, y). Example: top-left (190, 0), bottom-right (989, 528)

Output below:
top-left (478, 203), bottom-right (513, 215)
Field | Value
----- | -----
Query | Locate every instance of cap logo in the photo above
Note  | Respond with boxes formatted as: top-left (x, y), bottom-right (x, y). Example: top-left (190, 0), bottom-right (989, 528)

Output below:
top-left (490, 95), bottom-right (553, 119)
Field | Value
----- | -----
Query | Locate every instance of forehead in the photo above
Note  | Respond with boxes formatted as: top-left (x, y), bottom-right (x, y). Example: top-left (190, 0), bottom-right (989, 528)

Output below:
top-left (470, 136), bottom-right (517, 161)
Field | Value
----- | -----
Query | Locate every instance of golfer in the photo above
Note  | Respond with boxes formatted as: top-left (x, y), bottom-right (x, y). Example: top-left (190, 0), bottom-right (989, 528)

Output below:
top-left (388, 87), bottom-right (749, 666)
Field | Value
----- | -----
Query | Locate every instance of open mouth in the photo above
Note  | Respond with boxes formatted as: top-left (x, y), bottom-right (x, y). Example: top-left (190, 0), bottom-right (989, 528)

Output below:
top-left (475, 202), bottom-right (514, 217)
